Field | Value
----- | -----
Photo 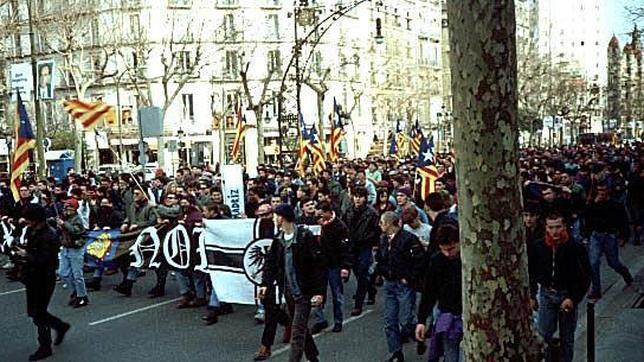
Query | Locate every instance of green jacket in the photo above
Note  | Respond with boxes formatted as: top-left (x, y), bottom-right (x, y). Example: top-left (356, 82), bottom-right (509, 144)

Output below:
top-left (124, 201), bottom-right (157, 228)
top-left (157, 204), bottom-right (181, 220)
top-left (61, 213), bottom-right (87, 248)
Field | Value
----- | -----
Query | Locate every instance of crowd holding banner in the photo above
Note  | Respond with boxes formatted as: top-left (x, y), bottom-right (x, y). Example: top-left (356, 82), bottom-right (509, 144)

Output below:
top-left (1, 134), bottom-right (643, 361)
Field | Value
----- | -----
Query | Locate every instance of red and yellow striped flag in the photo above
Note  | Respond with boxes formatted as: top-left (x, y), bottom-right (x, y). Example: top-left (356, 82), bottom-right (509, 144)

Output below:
top-left (231, 100), bottom-right (250, 162)
top-left (10, 93), bottom-right (37, 201)
top-left (63, 99), bottom-right (114, 130)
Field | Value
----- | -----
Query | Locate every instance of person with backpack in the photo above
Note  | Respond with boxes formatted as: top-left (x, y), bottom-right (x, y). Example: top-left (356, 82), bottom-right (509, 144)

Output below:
top-left (530, 212), bottom-right (591, 362)
top-left (376, 211), bottom-right (426, 362)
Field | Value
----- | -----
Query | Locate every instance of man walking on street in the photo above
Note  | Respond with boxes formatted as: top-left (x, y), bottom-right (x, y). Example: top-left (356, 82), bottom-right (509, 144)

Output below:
top-left (584, 183), bottom-right (633, 300)
top-left (311, 201), bottom-right (352, 334)
top-left (343, 186), bottom-right (380, 316)
top-left (376, 211), bottom-right (424, 362)
top-left (259, 204), bottom-right (326, 362)
top-left (57, 198), bottom-right (89, 308)
top-left (14, 205), bottom-right (71, 361)
top-left (530, 212), bottom-right (591, 362)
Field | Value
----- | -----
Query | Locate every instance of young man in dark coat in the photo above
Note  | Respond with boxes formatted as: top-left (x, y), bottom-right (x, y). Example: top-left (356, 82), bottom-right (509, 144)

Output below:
top-left (530, 212), bottom-right (592, 362)
top-left (14, 205), bottom-right (70, 361)
top-left (258, 204), bottom-right (326, 362)
top-left (343, 186), bottom-right (380, 316)
top-left (376, 211), bottom-right (424, 362)
top-left (311, 200), bottom-right (353, 334)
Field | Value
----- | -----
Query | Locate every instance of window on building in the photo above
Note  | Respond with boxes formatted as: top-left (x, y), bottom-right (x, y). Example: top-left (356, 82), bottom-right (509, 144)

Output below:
top-left (312, 50), bottom-right (322, 74)
top-left (220, 0), bottom-right (238, 6)
top-left (169, 0), bottom-right (192, 8)
top-left (91, 18), bottom-right (100, 46)
top-left (175, 51), bottom-right (192, 73)
top-left (224, 13), bottom-right (236, 39)
top-left (267, 14), bottom-right (280, 39)
top-left (182, 94), bottom-right (194, 120)
top-left (130, 14), bottom-right (140, 35)
top-left (267, 49), bottom-right (281, 72)
top-left (225, 50), bottom-right (239, 76)
top-left (406, 12), bottom-right (411, 30)
top-left (224, 92), bottom-right (239, 115)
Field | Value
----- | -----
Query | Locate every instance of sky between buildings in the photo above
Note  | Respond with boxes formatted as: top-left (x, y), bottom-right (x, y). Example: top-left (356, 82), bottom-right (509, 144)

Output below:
top-left (607, 0), bottom-right (641, 44)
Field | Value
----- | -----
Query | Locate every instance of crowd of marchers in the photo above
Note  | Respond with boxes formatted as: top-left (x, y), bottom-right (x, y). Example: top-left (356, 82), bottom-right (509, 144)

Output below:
top-left (2, 141), bottom-right (643, 362)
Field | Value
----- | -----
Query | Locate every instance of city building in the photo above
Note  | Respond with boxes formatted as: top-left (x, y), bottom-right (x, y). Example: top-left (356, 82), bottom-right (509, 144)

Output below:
top-left (1, 0), bottom-right (443, 174)
top-left (607, 25), bottom-right (643, 139)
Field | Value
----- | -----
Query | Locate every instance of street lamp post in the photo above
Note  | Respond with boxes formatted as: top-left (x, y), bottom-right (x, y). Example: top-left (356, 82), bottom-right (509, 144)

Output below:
top-left (276, 0), bottom-right (383, 165)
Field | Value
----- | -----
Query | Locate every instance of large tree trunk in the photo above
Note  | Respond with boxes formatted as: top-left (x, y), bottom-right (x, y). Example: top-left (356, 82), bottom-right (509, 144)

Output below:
top-left (446, 1), bottom-right (542, 360)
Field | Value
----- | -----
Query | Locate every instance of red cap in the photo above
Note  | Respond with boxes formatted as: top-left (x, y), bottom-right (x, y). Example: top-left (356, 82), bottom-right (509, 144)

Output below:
top-left (64, 198), bottom-right (79, 210)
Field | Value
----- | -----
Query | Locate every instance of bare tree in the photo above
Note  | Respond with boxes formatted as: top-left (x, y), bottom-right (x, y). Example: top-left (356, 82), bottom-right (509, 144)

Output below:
top-left (36, 3), bottom-right (118, 169)
top-left (240, 59), bottom-right (276, 164)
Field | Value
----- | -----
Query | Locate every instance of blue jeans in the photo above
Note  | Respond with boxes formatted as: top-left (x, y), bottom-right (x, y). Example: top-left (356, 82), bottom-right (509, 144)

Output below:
top-left (208, 285), bottom-right (220, 309)
top-left (177, 270), bottom-right (206, 299)
top-left (383, 281), bottom-right (415, 354)
top-left (589, 232), bottom-right (629, 294)
top-left (537, 288), bottom-right (577, 362)
top-left (353, 247), bottom-right (373, 309)
top-left (313, 267), bottom-right (344, 325)
top-left (59, 247), bottom-right (87, 298)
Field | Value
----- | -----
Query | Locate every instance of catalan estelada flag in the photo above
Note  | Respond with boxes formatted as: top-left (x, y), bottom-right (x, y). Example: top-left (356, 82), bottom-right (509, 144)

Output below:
top-left (63, 99), bottom-right (114, 130)
top-left (409, 119), bottom-right (424, 157)
top-left (231, 100), bottom-right (250, 162)
top-left (416, 136), bottom-right (438, 201)
top-left (328, 97), bottom-right (344, 163)
top-left (10, 93), bottom-right (36, 201)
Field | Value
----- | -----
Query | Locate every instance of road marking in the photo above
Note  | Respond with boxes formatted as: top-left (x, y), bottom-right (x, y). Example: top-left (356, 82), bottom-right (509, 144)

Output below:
top-left (89, 297), bottom-right (182, 326)
top-left (0, 287), bottom-right (25, 296)
top-left (272, 308), bottom-right (375, 357)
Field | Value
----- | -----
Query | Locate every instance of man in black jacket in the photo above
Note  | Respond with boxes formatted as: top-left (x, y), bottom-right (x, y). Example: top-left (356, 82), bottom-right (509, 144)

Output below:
top-left (415, 224), bottom-right (463, 362)
top-left (583, 183), bottom-right (633, 300)
top-left (376, 211), bottom-right (423, 362)
top-left (258, 203), bottom-right (326, 362)
top-left (343, 186), bottom-right (380, 316)
top-left (530, 212), bottom-right (591, 362)
top-left (311, 201), bottom-right (352, 334)
top-left (14, 205), bottom-right (70, 361)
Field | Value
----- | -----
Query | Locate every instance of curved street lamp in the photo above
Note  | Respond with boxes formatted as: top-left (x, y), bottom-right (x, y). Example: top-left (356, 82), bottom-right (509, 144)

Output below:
top-left (276, 0), bottom-right (385, 166)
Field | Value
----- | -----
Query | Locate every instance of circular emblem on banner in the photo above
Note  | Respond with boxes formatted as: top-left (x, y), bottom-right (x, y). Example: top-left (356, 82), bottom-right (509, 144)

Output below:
top-left (242, 238), bottom-right (273, 286)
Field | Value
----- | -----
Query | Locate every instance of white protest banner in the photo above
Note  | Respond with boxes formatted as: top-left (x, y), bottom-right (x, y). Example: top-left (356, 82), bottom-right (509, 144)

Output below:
top-left (10, 63), bottom-right (32, 101)
top-left (221, 164), bottom-right (245, 217)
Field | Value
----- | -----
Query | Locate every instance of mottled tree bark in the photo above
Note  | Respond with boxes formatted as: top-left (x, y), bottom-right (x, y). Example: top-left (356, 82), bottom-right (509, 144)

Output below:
top-left (446, 1), bottom-right (542, 360)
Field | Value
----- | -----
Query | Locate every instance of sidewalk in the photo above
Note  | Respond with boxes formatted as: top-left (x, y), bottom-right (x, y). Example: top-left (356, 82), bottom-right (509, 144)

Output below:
top-left (573, 243), bottom-right (644, 362)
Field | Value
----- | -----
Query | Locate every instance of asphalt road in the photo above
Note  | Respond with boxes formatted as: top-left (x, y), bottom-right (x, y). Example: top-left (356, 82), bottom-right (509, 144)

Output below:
top-left (0, 269), bottom-right (426, 362)
top-left (2, 243), bottom-right (641, 362)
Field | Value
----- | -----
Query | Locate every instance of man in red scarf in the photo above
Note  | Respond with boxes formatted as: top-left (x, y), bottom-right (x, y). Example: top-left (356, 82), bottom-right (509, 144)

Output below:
top-left (529, 212), bottom-right (591, 362)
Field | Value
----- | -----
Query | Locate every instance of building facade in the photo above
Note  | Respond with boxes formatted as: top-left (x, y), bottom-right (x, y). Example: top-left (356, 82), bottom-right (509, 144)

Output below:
top-left (1, 0), bottom-right (443, 174)
top-left (607, 26), bottom-right (643, 139)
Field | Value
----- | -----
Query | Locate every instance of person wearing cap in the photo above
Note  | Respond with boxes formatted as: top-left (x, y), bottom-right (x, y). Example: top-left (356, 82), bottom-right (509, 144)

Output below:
top-left (14, 204), bottom-right (71, 361)
top-left (258, 203), bottom-right (326, 362)
top-left (395, 187), bottom-right (429, 224)
top-left (57, 198), bottom-right (89, 308)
